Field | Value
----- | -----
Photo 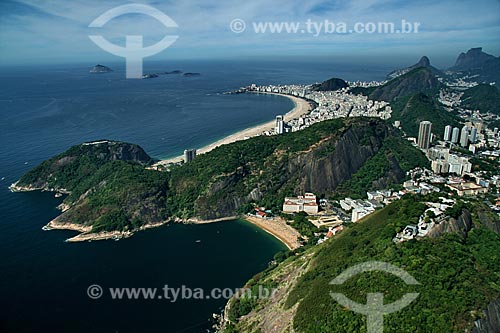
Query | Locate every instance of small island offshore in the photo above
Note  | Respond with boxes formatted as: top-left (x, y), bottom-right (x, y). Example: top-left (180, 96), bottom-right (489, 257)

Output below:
top-left (89, 64), bottom-right (113, 73)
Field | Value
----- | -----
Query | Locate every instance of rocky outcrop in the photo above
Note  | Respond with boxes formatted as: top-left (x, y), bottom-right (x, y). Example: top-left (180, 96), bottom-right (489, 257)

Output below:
top-left (427, 209), bottom-right (473, 239)
top-left (475, 205), bottom-right (500, 235)
top-left (472, 299), bottom-right (500, 333)
top-left (311, 77), bottom-right (349, 91)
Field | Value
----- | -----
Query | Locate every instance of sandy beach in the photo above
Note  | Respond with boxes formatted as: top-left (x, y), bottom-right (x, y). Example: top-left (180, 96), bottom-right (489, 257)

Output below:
top-left (243, 216), bottom-right (302, 250)
top-left (153, 92), bottom-right (312, 166)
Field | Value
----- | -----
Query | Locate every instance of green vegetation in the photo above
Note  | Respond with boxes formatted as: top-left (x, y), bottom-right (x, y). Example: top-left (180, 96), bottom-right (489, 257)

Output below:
top-left (461, 84), bottom-right (500, 115)
top-left (351, 67), bottom-right (442, 102)
top-left (470, 157), bottom-right (499, 174)
top-left (286, 212), bottom-right (319, 241)
top-left (284, 196), bottom-right (500, 332)
top-left (63, 161), bottom-right (168, 232)
top-left (17, 141), bottom-right (151, 191)
top-left (391, 93), bottom-right (461, 138)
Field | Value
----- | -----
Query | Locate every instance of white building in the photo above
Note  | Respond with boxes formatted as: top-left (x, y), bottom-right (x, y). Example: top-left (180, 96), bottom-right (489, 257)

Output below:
top-left (451, 127), bottom-right (460, 143)
top-left (283, 193), bottom-right (319, 214)
top-left (418, 121), bottom-right (432, 149)
top-left (444, 125), bottom-right (452, 141)
top-left (352, 206), bottom-right (375, 222)
top-left (275, 115), bottom-right (284, 134)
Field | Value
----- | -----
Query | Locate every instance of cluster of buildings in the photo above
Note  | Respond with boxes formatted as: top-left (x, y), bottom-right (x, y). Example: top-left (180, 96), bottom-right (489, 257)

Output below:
top-left (440, 75), bottom-right (479, 89)
top-left (245, 84), bottom-right (392, 135)
top-left (414, 117), bottom-right (496, 198)
top-left (339, 197), bottom-right (384, 222)
top-left (338, 179), bottom-right (443, 224)
top-left (427, 146), bottom-right (472, 175)
top-left (416, 121), bottom-right (480, 151)
top-left (249, 207), bottom-right (273, 219)
top-left (297, 90), bottom-right (392, 126)
top-left (317, 225), bottom-right (344, 244)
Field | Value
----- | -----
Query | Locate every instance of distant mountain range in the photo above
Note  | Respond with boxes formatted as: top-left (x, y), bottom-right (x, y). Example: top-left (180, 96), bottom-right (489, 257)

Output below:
top-left (384, 48), bottom-right (500, 84)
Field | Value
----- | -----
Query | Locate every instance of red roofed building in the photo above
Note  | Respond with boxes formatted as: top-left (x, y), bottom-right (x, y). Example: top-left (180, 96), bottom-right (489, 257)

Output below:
top-left (283, 193), bottom-right (319, 214)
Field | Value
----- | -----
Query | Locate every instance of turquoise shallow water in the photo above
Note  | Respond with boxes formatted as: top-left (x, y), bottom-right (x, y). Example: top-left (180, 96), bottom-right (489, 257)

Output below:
top-left (0, 60), bottom-right (389, 332)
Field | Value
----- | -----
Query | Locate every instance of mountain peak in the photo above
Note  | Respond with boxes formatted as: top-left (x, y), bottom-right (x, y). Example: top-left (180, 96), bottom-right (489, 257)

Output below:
top-left (450, 47), bottom-right (496, 71)
top-left (386, 56), bottom-right (439, 80)
top-left (417, 56), bottom-right (431, 67)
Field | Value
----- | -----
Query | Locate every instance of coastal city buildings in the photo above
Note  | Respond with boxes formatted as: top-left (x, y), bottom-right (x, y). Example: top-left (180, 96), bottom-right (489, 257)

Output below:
top-left (418, 121), bottom-right (433, 149)
top-left (244, 84), bottom-right (392, 134)
top-left (183, 149), bottom-right (197, 163)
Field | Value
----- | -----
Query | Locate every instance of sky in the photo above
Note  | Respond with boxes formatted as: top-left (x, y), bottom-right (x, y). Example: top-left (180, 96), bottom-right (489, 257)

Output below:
top-left (0, 0), bottom-right (499, 68)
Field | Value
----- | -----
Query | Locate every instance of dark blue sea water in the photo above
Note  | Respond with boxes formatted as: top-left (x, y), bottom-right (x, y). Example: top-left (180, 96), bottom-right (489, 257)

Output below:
top-left (0, 60), bottom-right (391, 332)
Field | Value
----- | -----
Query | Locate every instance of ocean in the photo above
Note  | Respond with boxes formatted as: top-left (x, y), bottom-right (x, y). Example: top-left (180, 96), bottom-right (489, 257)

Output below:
top-left (0, 60), bottom-right (391, 332)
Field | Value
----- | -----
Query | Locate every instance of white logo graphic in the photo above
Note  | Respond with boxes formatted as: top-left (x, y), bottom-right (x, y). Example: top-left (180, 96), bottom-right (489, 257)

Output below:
top-left (89, 4), bottom-right (178, 79)
top-left (330, 261), bottom-right (420, 333)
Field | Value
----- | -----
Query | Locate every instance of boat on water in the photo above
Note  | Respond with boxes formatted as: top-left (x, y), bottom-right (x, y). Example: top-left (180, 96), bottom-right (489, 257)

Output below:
top-left (42, 225), bottom-right (52, 231)
top-left (54, 193), bottom-right (62, 198)
top-left (195, 240), bottom-right (201, 243)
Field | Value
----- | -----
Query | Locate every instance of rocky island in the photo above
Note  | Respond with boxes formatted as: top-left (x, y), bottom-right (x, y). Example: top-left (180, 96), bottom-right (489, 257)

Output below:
top-left (89, 64), bottom-right (113, 73)
top-left (183, 72), bottom-right (201, 77)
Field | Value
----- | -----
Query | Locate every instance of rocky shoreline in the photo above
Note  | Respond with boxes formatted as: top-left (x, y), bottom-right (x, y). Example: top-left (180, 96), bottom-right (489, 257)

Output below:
top-left (42, 219), bottom-right (170, 242)
top-left (9, 181), bottom-right (69, 195)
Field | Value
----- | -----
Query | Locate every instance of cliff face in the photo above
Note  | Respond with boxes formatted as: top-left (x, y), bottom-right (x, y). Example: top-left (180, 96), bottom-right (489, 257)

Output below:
top-left (472, 299), bottom-right (500, 333)
top-left (293, 121), bottom-right (388, 193)
top-left (427, 209), bottom-right (473, 239)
